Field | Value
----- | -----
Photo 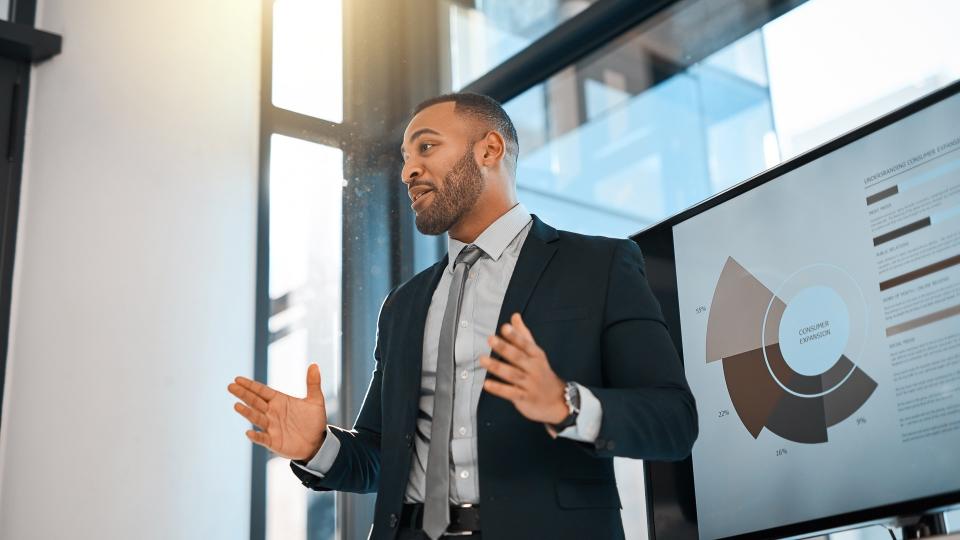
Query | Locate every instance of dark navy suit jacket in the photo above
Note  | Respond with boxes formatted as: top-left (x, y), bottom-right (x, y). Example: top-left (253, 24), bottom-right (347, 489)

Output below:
top-left (291, 215), bottom-right (698, 539)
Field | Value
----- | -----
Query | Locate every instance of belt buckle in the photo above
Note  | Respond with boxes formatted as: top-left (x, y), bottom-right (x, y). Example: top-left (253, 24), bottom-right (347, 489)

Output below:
top-left (445, 503), bottom-right (476, 536)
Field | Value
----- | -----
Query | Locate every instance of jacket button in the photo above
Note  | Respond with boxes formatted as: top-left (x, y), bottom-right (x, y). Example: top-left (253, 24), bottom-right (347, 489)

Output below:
top-left (606, 440), bottom-right (616, 451)
top-left (388, 513), bottom-right (399, 528)
top-left (405, 433), bottom-right (413, 448)
top-left (596, 438), bottom-right (606, 449)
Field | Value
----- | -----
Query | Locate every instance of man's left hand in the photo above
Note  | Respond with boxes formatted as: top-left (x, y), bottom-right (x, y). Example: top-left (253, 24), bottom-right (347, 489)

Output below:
top-left (480, 313), bottom-right (569, 425)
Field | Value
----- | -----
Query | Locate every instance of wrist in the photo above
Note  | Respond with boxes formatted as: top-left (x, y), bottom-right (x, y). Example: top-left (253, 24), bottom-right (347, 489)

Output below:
top-left (305, 427), bottom-right (327, 460)
top-left (547, 378), bottom-right (568, 423)
top-left (550, 381), bottom-right (581, 430)
top-left (548, 397), bottom-right (569, 424)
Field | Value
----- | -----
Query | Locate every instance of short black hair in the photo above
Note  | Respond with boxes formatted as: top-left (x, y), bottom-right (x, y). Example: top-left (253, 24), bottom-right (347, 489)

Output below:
top-left (413, 92), bottom-right (519, 169)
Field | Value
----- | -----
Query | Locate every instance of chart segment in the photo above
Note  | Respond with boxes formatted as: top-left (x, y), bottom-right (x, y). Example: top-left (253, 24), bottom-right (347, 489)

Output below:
top-left (706, 257), bottom-right (877, 443)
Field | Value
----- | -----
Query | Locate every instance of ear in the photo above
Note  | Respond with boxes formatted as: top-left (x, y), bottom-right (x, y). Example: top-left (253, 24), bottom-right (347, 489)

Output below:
top-left (477, 130), bottom-right (506, 167)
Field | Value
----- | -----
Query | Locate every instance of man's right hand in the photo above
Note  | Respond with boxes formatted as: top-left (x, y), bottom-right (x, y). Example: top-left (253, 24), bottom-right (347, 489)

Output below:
top-left (227, 363), bottom-right (328, 461)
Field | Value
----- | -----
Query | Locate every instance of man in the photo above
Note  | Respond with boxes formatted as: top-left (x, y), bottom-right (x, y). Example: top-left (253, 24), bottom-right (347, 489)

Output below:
top-left (228, 93), bottom-right (697, 539)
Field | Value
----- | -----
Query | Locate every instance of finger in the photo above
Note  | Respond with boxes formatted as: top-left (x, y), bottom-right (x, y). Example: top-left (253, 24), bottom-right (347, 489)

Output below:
top-left (487, 335), bottom-right (529, 367)
top-left (234, 376), bottom-right (278, 402)
top-left (511, 313), bottom-right (540, 349)
top-left (483, 378), bottom-right (525, 402)
top-left (500, 320), bottom-right (539, 357)
top-left (227, 382), bottom-right (269, 412)
top-left (305, 363), bottom-right (324, 402)
top-left (234, 402), bottom-right (269, 430)
top-left (513, 315), bottom-right (544, 357)
top-left (245, 429), bottom-right (272, 449)
top-left (479, 355), bottom-right (528, 387)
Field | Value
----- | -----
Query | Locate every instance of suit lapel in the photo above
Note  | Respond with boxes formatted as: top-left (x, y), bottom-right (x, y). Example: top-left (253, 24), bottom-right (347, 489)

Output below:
top-left (480, 215), bottom-right (559, 418)
top-left (398, 257), bottom-right (447, 425)
top-left (494, 214), bottom-right (559, 335)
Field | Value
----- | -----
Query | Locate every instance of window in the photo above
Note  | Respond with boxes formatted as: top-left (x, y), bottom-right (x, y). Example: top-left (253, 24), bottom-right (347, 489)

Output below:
top-left (265, 135), bottom-right (343, 540)
top-left (272, 0), bottom-right (343, 122)
top-left (503, 0), bottom-right (960, 238)
top-left (442, 0), bottom-right (596, 90)
top-left (257, 1), bottom-right (345, 539)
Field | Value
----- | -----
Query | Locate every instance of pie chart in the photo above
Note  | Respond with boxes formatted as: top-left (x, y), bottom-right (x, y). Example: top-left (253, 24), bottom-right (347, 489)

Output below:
top-left (706, 257), bottom-right (877, 444)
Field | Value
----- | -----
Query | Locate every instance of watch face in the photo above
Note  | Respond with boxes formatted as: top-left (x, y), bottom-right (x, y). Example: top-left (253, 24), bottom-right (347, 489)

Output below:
top-left (565, 383), bottom-right (581, 413)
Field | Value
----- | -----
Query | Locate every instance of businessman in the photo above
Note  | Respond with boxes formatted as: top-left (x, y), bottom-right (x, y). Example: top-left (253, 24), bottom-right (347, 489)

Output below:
top-left (228, 93), bottom-right (698, 539)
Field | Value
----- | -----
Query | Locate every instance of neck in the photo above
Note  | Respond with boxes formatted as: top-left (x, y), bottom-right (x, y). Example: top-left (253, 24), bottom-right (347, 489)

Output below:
top-left (448, 190), bottom-right (517, 244)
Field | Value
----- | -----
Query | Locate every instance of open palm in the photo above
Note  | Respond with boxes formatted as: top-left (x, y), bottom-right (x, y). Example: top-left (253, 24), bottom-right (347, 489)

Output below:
top-left (227, 363), bottom-right (328, 460)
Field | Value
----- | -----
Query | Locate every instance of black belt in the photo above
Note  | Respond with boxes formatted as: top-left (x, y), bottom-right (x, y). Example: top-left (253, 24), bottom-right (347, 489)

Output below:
top-left (400, 503), bottom-right (481, 535)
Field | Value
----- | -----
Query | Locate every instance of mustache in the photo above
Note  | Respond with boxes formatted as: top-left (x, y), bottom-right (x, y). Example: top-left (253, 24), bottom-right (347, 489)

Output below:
top-left (408, 180), bottom-right (438, 191)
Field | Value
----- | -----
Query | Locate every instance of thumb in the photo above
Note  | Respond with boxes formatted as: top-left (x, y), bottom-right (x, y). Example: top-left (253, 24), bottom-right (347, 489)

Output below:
top-left (305, 363), bottom-right (324, 402)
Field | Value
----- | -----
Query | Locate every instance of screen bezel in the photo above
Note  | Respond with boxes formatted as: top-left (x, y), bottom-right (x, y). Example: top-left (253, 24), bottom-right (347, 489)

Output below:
top-left (634, 79), bottom-right (960, 540)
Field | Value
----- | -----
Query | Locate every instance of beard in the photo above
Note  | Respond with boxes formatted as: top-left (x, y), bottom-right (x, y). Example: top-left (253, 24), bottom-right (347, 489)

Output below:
top-left (414, 147), bottom-right (485, 235)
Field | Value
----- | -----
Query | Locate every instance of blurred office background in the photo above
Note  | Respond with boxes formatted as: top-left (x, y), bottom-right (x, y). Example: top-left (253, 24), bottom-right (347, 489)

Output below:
top-left (0, 0), bottom-right (956, 539)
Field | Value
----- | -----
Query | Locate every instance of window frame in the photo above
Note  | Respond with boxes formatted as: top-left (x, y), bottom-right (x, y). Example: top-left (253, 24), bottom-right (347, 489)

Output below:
top-left (252, 2), bottom-right (345, 540)
top-left (0, 0), bottom-right (62, 439)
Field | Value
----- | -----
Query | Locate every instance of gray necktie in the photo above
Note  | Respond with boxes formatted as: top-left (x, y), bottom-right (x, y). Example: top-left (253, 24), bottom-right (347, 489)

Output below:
top-left (423, 245), bottom-right (484, 540)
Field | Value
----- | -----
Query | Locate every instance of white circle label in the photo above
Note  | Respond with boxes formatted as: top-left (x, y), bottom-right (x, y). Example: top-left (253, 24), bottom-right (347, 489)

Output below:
top-left (778, 285), bottom-right (850, 376)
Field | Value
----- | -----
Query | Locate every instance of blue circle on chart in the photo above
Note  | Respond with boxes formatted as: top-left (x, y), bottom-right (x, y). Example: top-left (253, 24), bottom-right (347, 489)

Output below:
top-left (778, 285), bottom-right (850, 376)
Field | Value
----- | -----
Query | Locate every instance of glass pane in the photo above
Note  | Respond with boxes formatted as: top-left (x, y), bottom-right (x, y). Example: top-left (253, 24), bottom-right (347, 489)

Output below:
top-left (273, 0), bottom-right (344, 122)
top-left (504, 0), bottom-right (960, 241)
top-left (442, 0), bottom-right (597, 90)
top-left (763, 0), bottom-right (960, 159)
top-left (266, 134), bottom-right (343, 540)
top-left (267, 456), bottom-right (307, 540)
top-left (613, 459), bottom-right (647, 540)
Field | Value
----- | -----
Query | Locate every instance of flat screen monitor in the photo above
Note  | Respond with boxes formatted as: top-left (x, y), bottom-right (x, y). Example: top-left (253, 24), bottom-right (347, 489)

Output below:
top-left (634, 80), bottom-right (960, 539)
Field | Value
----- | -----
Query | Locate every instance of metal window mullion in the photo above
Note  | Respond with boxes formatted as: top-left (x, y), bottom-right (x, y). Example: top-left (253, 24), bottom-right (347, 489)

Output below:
top-left (462, 0), bottom-right (676, 103)
top-left (251, 0), bottom-right (274, 538)
top-left (267, 106), bottom-right (345, 149)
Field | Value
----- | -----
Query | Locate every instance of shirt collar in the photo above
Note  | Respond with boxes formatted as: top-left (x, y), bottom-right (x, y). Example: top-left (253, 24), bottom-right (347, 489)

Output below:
top-left (446, 203), bottom-right (532, 273)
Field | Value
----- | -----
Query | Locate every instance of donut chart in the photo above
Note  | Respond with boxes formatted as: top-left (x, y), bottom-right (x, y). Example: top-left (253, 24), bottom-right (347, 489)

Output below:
top-left (706, 257), bottom-right (877, 444)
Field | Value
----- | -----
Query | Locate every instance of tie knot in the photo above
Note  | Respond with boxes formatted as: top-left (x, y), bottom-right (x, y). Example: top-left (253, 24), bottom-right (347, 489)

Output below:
top-left (455, 245), bottom-right (483, 268)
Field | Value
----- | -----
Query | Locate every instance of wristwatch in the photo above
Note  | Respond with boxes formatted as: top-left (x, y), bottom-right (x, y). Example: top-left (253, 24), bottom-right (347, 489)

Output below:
top-left (552, 381), bottom-right (581, 431)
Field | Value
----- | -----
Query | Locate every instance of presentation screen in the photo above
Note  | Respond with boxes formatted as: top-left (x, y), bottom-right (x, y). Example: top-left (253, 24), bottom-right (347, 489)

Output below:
top-left (661, 82), bottom-right (960, 539)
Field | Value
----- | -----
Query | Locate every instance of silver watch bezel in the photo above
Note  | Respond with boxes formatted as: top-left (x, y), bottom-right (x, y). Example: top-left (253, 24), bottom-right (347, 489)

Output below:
top-left (563, 382), bottom-right (581, 415)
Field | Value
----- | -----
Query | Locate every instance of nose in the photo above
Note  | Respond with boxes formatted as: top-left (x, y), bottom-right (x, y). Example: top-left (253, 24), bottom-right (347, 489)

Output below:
top-left (401, 159), bottom-right (422, 185)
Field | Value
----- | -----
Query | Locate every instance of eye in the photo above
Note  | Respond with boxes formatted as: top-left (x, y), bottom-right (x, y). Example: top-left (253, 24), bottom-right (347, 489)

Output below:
top-left (419, 142), bottom-right (435, 153)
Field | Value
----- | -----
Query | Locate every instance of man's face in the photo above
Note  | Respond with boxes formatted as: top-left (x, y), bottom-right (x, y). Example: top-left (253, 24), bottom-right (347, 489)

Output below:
top-left (401, 102), bottom-right (485, 235)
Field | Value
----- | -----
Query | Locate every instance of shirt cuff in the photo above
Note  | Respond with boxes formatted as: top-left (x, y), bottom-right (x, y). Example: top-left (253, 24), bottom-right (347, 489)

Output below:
top-left (291, 426), bottom-right (341, 477)
top-left (547, 383), bottom-right (602, 443)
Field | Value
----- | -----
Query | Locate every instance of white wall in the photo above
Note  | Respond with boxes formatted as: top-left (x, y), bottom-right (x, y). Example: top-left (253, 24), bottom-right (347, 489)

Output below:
top-left (0, 1), bottom-right (260, 539)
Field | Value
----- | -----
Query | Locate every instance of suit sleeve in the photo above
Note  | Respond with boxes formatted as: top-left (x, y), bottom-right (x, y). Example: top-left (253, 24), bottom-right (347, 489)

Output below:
top-left (582, 239), bottom-right (699, 461)
top-left (288, 291), bottom-right (395, 493)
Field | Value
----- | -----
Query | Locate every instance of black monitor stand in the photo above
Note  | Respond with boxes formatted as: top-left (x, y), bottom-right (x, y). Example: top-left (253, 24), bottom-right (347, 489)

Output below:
top-left (898, 512), bottom-right (949, 538)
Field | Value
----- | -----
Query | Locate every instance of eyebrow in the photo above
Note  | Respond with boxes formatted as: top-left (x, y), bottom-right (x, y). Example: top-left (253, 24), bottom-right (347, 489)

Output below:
top-left (408, 128), bottom-right (441, 143)
top-left (401, 128), bottom-right (442, 155)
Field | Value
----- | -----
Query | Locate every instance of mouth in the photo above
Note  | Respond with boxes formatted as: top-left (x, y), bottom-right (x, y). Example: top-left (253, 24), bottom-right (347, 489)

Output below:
top-left (410, 188), bottom-right (433, 209)
top-left (411, 189), bottom-right (434, 211)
